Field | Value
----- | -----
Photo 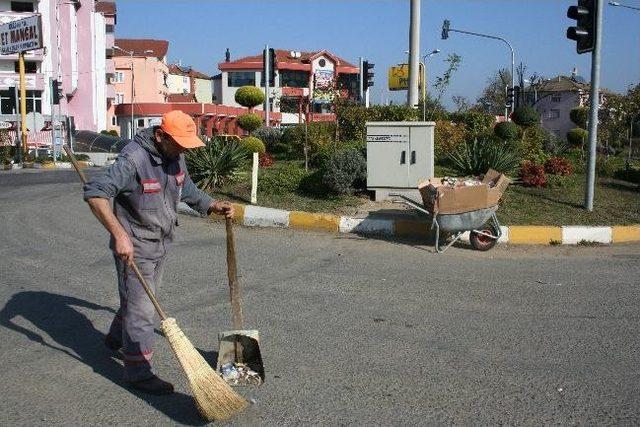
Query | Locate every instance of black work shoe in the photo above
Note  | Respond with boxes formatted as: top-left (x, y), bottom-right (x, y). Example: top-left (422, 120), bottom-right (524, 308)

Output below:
top-left (128, 376), bottom-right (174, 395)
top-left (104, 334), bottom-right (122, 352)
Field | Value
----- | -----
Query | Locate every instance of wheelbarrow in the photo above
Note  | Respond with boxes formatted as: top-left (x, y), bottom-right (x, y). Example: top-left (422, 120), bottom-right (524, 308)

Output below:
top-left (390, 193), bottom-right (502, 253)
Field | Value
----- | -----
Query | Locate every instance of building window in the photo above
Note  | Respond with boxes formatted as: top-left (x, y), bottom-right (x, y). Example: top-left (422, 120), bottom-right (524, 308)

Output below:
top-left (111, 116), bottom-right (117, 126)
top-left (105, 24), bottom-right (115, 33)
top-left (551, 93), bottom-right (561, 102)
top-left (280, 70), bottom-right (309, 88)
top-left (228, 71), bottom-right (255, 87)
top-left (11, 1), bottom-right (34, 12)
top-left (0, 90), bottom-right (16, 114)
top-left (137, 118), bottom-right (145, 128)
top-left (115, 93), bottom-right (124, 104)
top-left (112, 71), bottom-right (124, 83)
top-left (548, 109), bottom-right (560, 120)
top-left (318, 58), bottom-right (326, 67)
top-left (14, 61), bottom-right (38, 73)
top-left (338, 73), bottom-right (358, 97)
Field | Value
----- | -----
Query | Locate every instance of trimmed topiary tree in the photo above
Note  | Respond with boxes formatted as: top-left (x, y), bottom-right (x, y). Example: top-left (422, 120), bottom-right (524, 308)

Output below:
top-left (511, 106), bottom-right (540, 128)
top-left (241, 136), bottom-right (266, 154)
top-left (235, 86), bottom-right (265, 110)
top-left (567, 128), bottom-right (588, 146)
top-left (494, 121), bottom-right (519, 141)
top-left (570, 107), bottom-right (588, 128)
top-left (237, 113), bottom-right (262, 133)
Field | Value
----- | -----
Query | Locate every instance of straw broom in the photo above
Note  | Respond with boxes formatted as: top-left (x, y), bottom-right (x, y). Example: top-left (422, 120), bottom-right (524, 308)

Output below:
top-left (64, 146), bottom-right (247, 421)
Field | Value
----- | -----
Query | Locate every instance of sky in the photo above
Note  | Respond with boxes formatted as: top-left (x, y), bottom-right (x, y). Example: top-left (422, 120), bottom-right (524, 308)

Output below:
top-left (116, 0), bottom-right (640, 109)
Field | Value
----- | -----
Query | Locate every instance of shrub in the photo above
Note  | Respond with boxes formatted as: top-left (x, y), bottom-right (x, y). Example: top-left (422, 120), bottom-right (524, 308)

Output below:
top-left (297, 169), bottom-right (328, 196)
top-left (448, 138), bottom-right (520, 176)
top-left (543, 133), bottom-right (570, 156)
top-left (259, 152), bottom-right (274, 167)
top-left (278, 122), bottom-right (336, 160)
top-left (184, 138), bottom-right (248, 190)
top-left (449, 111), bottom-right (495, 139)
top-left (546, 174), bottom-right (579, 189)
top-left (511, 106), bottom-right (540, 128)
top-left (494, 121), bottom-right (518, 141)
top-left (544, 157), bottom-right (574, 176)
top-left (614, 166), bottom-right (640, 184)
top-left (520, 125), bottom-right (548, 163)
top-left (570, 107), bottom-right (588, 128)
top-left (241, 136), bottom-right (266, 154)
top-left (251, 126), bottom-right (282, 150)
top-left (234, 86), bottom-right (264, 109)
top-left (520, 161), bottom-right (547, 187)
top-left (100, 129), bottom-right (119, 137)
top-left (435, 120), bottom-right (467, 161)
top-left (259, 162), bottom-right (307, 195)
top-left (322, 148), bottom-right (367, 194)
top-left (596, 155), bottom-right (624, 177)
top-left (237, 113), bottom-right (263, 133)
top-left (567, 128), bottom-right (588, 146)
top-left (335, 103), bottom-right (419, 142)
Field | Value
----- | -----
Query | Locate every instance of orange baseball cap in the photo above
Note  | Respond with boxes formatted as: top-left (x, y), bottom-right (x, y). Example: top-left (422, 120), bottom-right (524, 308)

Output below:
top-left (160, 110), bottom-right (205, 149)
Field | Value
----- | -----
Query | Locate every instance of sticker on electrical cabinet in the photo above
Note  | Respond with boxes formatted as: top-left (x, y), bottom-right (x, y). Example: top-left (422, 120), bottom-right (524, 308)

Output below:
top-left (366, 133), bottom-right (409, 143)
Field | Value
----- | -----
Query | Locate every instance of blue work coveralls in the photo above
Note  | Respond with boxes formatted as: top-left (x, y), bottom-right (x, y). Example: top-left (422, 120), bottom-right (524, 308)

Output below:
top-left (83, 126), bottom-right (213, 381)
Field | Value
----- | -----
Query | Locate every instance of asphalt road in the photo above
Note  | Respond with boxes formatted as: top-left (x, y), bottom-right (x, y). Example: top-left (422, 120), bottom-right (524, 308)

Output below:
top-left (1, 179), bottom-right (639, 426)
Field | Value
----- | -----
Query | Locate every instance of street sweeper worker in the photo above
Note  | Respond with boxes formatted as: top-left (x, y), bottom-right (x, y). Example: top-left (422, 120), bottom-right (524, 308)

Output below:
top-left (83, 110), bottom-right (234, 395)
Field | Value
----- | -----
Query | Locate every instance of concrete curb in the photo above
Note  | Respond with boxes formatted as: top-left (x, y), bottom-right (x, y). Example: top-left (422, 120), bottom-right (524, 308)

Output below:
top-left (178, 202), bottom-right (640, 245)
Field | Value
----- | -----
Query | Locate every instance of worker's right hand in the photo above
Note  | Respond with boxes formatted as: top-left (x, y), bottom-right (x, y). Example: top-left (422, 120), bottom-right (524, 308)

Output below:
top-left (114, 233), bottom-right (134, 266)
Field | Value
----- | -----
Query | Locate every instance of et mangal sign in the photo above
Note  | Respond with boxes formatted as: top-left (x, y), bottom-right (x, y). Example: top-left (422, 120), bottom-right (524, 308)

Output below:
top-left (0, 15), bottom-right (43, 55)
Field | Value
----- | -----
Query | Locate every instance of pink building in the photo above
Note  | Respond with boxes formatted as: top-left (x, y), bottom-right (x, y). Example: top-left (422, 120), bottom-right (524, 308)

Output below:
top-left (0, 0), bottom-right (115, 138)
top-left (108, 38), bottom-right (169, 137)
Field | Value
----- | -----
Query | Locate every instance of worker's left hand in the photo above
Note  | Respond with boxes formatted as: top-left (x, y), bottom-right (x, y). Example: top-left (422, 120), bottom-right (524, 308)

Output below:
top-left (210, 200), bottom-right (234, 219)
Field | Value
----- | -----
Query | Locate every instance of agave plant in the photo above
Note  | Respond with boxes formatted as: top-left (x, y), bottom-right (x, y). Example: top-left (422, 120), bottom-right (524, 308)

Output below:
top-left (184, 138), bottom-right (248, 191)
top-left (448, 138), bottom-right (520, 176)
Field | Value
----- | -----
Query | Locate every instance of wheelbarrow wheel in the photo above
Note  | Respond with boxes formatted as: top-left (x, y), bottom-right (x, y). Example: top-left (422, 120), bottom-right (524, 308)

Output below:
top-left (470, 225), bottom-right (499, 251)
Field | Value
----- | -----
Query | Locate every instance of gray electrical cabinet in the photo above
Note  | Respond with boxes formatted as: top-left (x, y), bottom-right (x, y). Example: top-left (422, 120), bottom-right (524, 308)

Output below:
top-left (366, 121), bottom-right (435, 201)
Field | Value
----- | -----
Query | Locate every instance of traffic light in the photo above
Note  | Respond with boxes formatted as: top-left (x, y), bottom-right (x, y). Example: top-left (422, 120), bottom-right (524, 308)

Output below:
top-left (263, 47), bottom-right (276, 86)
top-left (441, 20), bottom-right (450, 40)
top-left (567, 0), bottom-right (597, 54)
top-left (362, 60), bottom-right (374, 91)
top-left (506, 86), bottom-right (515, 108)
top-left (513, 85), bottom-right (521, 108)
top-left (51, 79), bottom-right (62, 105)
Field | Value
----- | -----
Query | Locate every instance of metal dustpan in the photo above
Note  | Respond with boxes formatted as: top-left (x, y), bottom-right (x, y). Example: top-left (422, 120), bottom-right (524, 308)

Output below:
top-left (217, 218), bottom-right (265, 385)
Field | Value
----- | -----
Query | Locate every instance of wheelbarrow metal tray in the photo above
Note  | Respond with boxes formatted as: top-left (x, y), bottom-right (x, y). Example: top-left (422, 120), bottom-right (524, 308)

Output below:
top-left (436, 206), bottom-right (498, 233)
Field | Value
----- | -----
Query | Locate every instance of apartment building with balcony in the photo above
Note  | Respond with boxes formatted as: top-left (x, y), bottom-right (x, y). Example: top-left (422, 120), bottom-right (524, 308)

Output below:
top-left (109, 38), bottom-right (169, 137)
top-left (0, 0), bottom-right (114, 136)
top-left (214, 49), bottom-right (359, 124)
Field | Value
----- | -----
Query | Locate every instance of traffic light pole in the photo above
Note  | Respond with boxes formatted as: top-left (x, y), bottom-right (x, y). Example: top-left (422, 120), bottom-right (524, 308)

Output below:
top-left (584, 0), bottom-right (603, 212)
top-left (443, 25), bottom-right (515, 116)
top-left (359, 57), bottom-right (364, 105)
top-left (264, 44), bottom-right (270, 126)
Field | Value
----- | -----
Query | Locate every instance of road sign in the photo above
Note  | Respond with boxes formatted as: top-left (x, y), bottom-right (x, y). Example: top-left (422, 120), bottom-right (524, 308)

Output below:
top-left (388, 63), bottom-right (424, 91)
top-left (0, 15), bottom-right (43, 55)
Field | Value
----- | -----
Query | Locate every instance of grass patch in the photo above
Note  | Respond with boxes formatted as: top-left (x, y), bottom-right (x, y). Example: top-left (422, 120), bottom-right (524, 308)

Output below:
top-left (498, 173), bottom-right (640, 225)
top-left (210, 160), bottom-right (364, 214)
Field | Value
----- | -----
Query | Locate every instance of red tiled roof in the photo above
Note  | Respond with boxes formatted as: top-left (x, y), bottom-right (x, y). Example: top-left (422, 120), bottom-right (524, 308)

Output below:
top-left (95, 2), bottom-right (116, 15)
top-left (219, 49), bottom-right (356, 70)
top-left (167, 93), bottom-right (197, 103)
top-left (168, 64), bottom-right (211, 80)
top-left (114, 39), bottom-right (168, 58)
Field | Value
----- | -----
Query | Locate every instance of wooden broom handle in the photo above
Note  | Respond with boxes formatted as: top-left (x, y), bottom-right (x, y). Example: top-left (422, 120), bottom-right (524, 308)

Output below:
top-left (64, 144), bottom-right (168, 321)
top-left (225, 217), bottom-right (243, 330)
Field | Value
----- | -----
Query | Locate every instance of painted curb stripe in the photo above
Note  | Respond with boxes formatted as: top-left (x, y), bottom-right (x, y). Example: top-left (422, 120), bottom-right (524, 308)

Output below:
top-left (339, 217), bottom-right (395, 235)
top-left (562, 226), bottom-right (612, 244)
top-left (243, 205), bottom-right (289, 228)
top-left (612, 226), bottom-right (640, 243)
top-left (289, 211), bottom-right (340, 232)
top-left (508, 226), bottom-right (562, 245)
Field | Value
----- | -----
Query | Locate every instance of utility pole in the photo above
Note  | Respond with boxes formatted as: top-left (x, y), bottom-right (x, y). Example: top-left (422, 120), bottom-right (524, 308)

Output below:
top-left (264, 44), bottom-right (270, 126)
top-left (584, 0), bottom-right (603, 211)
top-left (18, 52), bottom-right (27, 158)
top-left (408, 0), bottom-right (420, 108)
top-left (358, 57), bottom-right (364, 105)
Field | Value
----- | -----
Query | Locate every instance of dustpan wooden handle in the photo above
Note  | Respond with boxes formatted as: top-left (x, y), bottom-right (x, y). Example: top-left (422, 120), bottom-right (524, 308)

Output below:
top-left (225, 217), bottom-right (243, 330)
top-left (64, 144), bottom-right (168, 321)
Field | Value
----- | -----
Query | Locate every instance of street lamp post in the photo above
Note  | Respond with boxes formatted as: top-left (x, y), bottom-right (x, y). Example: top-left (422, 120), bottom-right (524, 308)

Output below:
top-left (441, 20), bottom-right (515, 117)
top-left (113, 45), bottom-right (153, 138)
top-left (422, 49), bottom-right (440, 121)
top-left (609, 1), bottom-right (640, 11)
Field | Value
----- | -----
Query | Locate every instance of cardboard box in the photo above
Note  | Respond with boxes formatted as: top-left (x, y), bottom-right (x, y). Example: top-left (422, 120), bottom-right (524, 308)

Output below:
top-left (418, 169), bottom-right (510, 214)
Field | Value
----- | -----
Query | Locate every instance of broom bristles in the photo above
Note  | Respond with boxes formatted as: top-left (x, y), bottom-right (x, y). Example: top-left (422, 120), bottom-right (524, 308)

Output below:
top-left (161, 317), bottom-right (248, 421)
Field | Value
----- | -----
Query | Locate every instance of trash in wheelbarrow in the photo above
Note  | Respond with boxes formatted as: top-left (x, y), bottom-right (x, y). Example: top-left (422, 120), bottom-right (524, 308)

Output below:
top-left (418, 169), bottom-right (510, 215)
